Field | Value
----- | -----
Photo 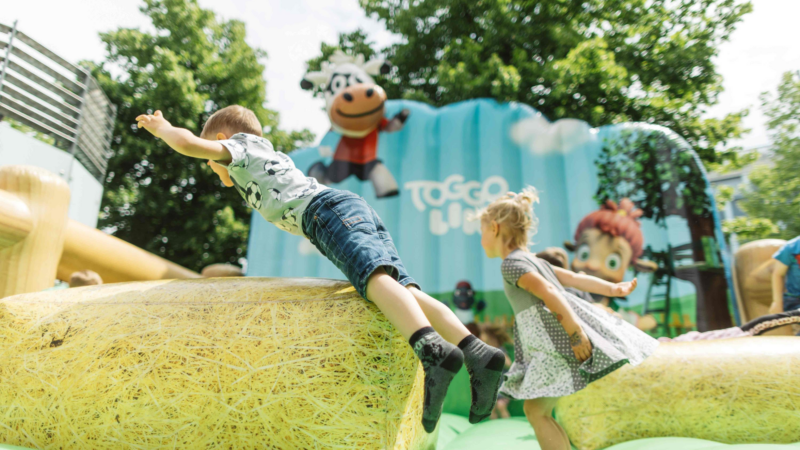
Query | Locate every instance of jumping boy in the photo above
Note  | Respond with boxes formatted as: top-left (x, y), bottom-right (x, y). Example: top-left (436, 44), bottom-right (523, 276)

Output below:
top-left (135, 106), bottom-right (506, 432)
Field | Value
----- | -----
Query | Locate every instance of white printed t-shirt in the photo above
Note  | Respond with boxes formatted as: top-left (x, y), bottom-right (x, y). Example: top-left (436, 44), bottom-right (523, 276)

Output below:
top-left (218, 133), bottom-right (327, 236)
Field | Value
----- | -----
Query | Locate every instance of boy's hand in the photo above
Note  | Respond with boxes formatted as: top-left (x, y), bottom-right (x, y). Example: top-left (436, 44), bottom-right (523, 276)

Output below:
top-left (610, 278), bottom-right (637, 297)
top-left (136, 110), bottom-right (172, 138)
top-left (207, 160), bottom-right (234, 187)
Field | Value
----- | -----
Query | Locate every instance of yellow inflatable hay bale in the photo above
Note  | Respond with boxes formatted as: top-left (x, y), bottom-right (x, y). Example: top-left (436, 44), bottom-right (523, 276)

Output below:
top-left (556, 337), bottom-right (800, 450)
top-left (0, 278), bottom-right (436, 450)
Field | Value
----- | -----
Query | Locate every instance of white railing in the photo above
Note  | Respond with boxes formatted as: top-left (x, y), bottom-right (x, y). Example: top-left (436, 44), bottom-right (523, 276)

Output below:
top-left (0, 21), bottom-right (116, 182)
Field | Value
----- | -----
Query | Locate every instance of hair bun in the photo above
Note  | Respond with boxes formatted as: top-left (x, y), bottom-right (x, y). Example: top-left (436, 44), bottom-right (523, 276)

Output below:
top-left (515, 186), bottom-right (540, 206)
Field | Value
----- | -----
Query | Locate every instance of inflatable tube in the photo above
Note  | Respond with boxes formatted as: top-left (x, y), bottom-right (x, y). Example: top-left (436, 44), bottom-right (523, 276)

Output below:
top-left (555, 338), bottom-right (800, 450)
top-left (56, 219), bottom-right (201, 284)
top-left (0, 165), bottom-right (70, 298)
top-left (0, 165), bottom-right (199, 300)
top-left (0, 278), bottom-right (435, 450)
top-left (434, 418), bottom-right (800, 450)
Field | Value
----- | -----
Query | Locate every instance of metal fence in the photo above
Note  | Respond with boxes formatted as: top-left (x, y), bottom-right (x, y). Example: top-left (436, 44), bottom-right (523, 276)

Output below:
top-left (0, 21), bottom-right (116, 182)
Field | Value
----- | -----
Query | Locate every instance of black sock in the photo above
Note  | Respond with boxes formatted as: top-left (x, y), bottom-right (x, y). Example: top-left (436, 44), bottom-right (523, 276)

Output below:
top-left (458, 334), bottom-right (507, 424)
top-left (409, 327), bottom-right (464, 433)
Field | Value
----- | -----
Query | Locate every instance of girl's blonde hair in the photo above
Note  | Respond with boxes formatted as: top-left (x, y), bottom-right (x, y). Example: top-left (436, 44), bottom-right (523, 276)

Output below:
top-left (479, 186), bottom-right (540, 249)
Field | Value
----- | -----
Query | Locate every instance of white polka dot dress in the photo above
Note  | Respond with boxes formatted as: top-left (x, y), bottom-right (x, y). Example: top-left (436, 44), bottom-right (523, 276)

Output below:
top-left (499, 250), bottom-right (659, 400)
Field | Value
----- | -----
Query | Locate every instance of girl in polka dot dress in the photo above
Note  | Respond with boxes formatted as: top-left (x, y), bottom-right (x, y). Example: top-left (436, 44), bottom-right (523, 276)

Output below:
top-left (479, 187), bottom-right (658, 450)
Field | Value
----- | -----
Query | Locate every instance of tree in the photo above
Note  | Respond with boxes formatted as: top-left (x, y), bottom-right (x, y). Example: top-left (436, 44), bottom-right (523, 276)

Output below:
top-left (737, 71), bottom-right (800, 240)
top-left (595, 125), bottom-right (732, 331)
top-left (317, 0), bottom-right (752, 169)
top-left (92, 0), bottom-right (313, 272)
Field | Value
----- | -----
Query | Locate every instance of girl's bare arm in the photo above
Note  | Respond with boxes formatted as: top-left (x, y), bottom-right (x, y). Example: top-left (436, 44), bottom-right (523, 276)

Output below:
top-left (553, 266), bottom-right (637, 298)
top-left (517, 271), bottom-right (592, 361)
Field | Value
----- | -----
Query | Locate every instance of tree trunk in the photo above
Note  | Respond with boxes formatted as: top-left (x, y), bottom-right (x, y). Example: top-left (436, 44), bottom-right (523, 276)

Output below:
top-left (685, 212), bottom-right (733, 331)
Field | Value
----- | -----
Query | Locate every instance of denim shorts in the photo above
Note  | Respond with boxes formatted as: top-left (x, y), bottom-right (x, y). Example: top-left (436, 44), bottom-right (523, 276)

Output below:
top-left (302, 189), bottom-right (419, 299)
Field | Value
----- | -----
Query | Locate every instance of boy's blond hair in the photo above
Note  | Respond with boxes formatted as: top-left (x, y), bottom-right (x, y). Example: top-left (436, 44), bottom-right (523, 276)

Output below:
top-left (201, 105), bottom-right (262, 139)
top-left (479, 186), bottom-right (539, 249)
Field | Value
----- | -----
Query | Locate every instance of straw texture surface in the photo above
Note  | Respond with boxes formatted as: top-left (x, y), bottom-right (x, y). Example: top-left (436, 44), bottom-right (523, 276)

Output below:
top-left (0, 278), bottom-right (436, 449)
top-left (555, 338), bottom-right (800, 450)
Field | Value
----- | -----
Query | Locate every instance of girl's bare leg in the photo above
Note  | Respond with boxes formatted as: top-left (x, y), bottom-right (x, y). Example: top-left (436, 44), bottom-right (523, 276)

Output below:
top-left (524, 397), bottom-right (570, 450)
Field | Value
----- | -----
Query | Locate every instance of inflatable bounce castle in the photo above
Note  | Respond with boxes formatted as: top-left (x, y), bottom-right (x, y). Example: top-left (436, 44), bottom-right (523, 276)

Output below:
top-left (1, 49), bottom-right (799, 450)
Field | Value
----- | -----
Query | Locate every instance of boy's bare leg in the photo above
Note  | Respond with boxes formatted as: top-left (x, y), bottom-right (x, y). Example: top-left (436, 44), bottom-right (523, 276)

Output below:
top-left (366, 268), bottom-right (462, 433)
top-left (365, 269), bottom-right (431, 339)
top-left (406, 286), bottom-right (471, 344)
top-left (407, 286), bottom-right (506, 424)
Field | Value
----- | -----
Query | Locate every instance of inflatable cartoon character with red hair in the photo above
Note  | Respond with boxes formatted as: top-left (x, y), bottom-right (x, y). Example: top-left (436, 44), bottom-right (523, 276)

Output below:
top-left (565, 199), bottom-right (658, 331)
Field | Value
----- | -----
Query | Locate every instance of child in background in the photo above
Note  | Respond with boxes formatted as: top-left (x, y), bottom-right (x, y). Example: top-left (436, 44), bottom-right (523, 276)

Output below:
top-left (69, 270), bottom-right (103, 287)
top-left (535, 247), bottom-right (569, 270)
top-left (479, 187), bottom-right (658, 450)
top-left (201, 263), bottom-right (244, 278)
top-left (135, 107), bottom-right (505, 432)
top-left (770, 236), bottom-right (800, 317)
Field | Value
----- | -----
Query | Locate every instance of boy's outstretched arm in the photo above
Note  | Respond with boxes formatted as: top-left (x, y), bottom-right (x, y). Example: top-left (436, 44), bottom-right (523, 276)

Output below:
top-left (136, 111), bottom-right (231, 162)
top-left (552, 266), bottom-right (637, 298)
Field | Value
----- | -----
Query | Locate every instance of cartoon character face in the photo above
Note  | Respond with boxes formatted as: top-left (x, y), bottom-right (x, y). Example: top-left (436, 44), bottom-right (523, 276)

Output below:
top-left (329, 83), bottom-right (387, 134)
top-left (324, 64), bottom-right (374, 111)
top-left (571, 228), bottom-right (633, 283)
top-left (453, 283), bottom-right (475, 310)
top-left (301, 51), bottom-right (390, 113)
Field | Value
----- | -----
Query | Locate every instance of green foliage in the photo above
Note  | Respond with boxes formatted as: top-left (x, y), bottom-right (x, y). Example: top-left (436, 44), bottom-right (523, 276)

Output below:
top-left (595, 128), bottom-right (713, 224)
top-left (715, 185), bottom-right (735, 211)
top-left (349, 0), bottom-right (752, 168)
top-left (721, 217), bottom-right (779, 242)
top-left (737, 72), bottom-right (800, 240)
top-left (93, 0), bottom-right (313, 271)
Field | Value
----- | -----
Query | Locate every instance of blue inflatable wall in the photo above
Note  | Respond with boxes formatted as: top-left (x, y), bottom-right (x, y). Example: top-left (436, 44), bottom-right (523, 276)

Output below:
top-left (247, 99), bottom-right (737, 329)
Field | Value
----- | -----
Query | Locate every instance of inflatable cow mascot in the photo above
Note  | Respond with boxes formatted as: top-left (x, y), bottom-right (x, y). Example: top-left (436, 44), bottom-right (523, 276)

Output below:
top-left (300, 50), bottom-right (409, 198)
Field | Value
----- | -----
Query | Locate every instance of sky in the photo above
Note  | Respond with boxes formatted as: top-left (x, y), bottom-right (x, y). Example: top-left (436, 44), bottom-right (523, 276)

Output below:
top-left (2, 0), bottom-right (798, 150)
